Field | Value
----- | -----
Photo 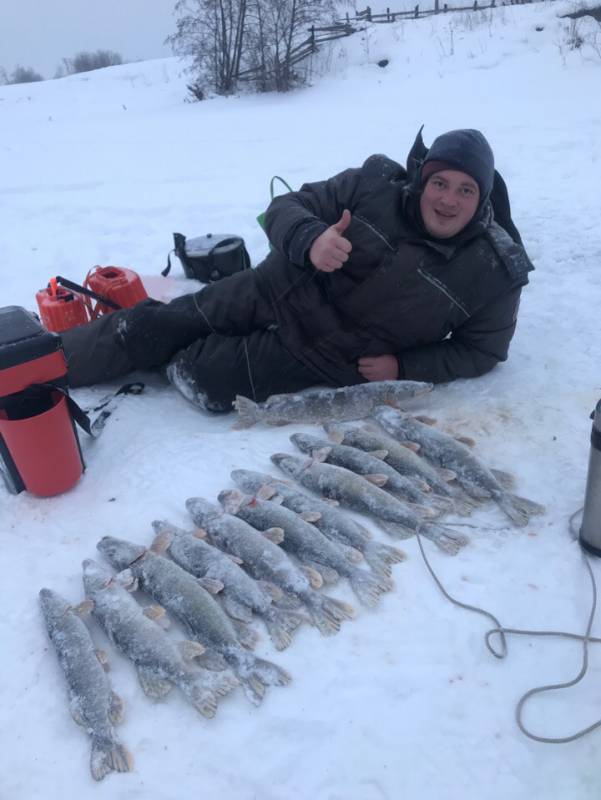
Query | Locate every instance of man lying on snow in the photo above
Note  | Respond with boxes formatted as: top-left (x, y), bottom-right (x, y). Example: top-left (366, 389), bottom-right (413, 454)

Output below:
top-left (62, 127), bottom-right (533, 411)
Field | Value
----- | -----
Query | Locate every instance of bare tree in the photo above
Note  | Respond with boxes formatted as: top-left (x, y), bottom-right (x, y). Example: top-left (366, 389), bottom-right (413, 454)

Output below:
top-left (246, 0), bottom-right (336, 91)
top-left (61, 50), bottom-right (123, 75)
top-left (167, 0), bottom-right (335, 96)
top-left (168, 0), bottom-right (248, 95)
top-left (8, 65), bottom-right (44, 84)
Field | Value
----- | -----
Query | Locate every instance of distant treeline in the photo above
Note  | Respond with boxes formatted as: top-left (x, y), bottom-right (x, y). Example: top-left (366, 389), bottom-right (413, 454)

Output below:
top-left (0, 49), bottom-right (123, 85)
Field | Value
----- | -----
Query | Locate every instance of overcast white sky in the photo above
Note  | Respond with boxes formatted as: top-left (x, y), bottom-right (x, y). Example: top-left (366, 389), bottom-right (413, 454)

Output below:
top-left (0, 0), bottom-right (177, 77)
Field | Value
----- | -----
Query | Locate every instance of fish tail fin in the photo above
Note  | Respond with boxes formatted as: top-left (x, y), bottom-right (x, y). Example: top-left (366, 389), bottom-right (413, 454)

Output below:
top-left (450, 496), bottom-right (478, 516)
top-left (306, 593), bottom-right (355, 636)
top-left (363, 542), bottom-right (406, 576)
top-left (379, 520), bottom-right (416, 539)
top-left (428, 495), bottom-right (456, 515)
top-left (187, 670), bottom-right (239, 717)
top-left (495, 492), bottom-right (545, 527)
top-left (349, 569), bottom-right (393, 608)
top-left (240, 673), bottom-right (267, 705)
top-left (509, 493), bottom-right (546, 517)
top-left (250, 656), bottom-right (292, 687)
top-left (263, 607), bottom-right (304, 651)
top-left (232, 653), bottom-right (291, 705)
top-left (189, 685), bottom-right (218, 718)
top-left (232, 395), bottom-right (260, 428)
top-left (421, 524), bottom-right (469, 555)
top-left (90, 738), bottom-right (133, 781)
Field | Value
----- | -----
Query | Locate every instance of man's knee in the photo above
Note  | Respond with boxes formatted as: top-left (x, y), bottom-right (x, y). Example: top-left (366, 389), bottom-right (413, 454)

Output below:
top-left (119, 295), bottom-right (209, 369)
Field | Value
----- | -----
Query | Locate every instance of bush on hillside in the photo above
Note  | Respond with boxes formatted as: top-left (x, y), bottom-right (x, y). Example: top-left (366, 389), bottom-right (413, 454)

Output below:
top-left (7, 65), bottom-right (44, 84)
top-left (168, 0), bottom-right (336, 97)
top-left (61, 50), bottom-right (123, 75)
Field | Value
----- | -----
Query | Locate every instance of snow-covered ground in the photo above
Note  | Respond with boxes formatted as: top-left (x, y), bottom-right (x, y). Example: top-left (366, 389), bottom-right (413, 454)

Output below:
top-left (2, 3), bottom-right (601, 798)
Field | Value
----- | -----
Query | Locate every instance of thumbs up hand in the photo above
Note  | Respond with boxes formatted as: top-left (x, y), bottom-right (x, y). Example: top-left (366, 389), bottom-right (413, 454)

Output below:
top-left (309, 209), bottom-right (353, 272)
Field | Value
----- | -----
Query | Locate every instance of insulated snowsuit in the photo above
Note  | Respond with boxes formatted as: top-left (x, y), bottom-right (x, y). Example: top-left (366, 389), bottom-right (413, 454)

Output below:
top-left (62, 148), bottom-right (533, 410)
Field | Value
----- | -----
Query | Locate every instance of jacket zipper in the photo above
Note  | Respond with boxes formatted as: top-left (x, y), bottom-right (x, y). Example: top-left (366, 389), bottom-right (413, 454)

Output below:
top-left (417, 267), bottom-right (470, 318)
top-left (354, 214), bottom-right (395, 252)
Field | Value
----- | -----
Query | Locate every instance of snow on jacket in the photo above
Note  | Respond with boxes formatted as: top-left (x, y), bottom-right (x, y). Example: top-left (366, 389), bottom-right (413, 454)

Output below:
top-left (257, 153), bottom-right (533, 387)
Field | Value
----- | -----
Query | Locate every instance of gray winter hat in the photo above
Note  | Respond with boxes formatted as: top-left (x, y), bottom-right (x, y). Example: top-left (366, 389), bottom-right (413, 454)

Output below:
top-left (421, 129), bottom-right (495, 201)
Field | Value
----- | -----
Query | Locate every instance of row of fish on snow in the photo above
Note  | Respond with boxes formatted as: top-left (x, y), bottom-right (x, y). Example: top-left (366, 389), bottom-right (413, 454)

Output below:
top-left (40, 383), bottom-right (546, 781)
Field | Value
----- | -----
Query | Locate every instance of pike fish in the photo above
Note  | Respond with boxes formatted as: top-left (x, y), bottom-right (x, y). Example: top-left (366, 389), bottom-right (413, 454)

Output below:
top-left (231, 469), bottom-right (406, 578)
top-left (372, 406), bottom-right (545, 527)
top-left (325, 423), bottom-right (476, 515)
top-left (97, 535), bottom-right (291, 705)
top-left (271, 453), bottom-right (469, 555)
top-left (290, 431), bottom-right (451, 514)
top-left (219, 489), bottom-right (393, 607)
top-left (152, 520), bottom-right (303, 651)
top-left (82, 559), bottom-right (237, 719)
top-left (233, 380), bottom-right (432, 428)
top-left (39, 589), bottom-right (133, 781)
top-left (186, 497), bottom-right (355, 636)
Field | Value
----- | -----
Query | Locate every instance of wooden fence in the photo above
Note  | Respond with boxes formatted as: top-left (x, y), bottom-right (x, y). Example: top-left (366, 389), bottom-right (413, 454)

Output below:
top-left (236, 0), bottom-right (551, 84)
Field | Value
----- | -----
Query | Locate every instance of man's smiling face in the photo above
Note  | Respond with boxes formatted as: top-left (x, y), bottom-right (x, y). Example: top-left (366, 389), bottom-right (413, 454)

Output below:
top-left (419, 169), bottom-right (480, 239)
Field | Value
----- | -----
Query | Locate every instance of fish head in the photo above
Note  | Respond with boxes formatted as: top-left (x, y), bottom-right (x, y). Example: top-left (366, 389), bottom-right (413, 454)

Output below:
top-left (97, 536), bottom-right (146, 571)
top-left (231, 469), bottom-right (268, 493)
top-left (231, 469), bottom-right (287, 494)
top-left (217, 489), bottom-right (247, 515)
top-left (322, 423), bottom-right (346, 444)
top-left (39, 588), bottom-right (70, 625)
top-left (185, 497), bottom-right (222, 527)
top-left (381, 380), bottom-right (433, 404)
top-left (372, 405), bottom-right (410, 436)
top-left (82, 558), bottom-right (114, 594)
top-left (271, 452), bottom-right (311, 478)
top-left (290, 432), bottom-right (326, 454)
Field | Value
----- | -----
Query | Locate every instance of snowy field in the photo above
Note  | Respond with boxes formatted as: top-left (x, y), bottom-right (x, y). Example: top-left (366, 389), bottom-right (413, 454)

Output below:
top-left (2, 2), bottom-right (601, 798)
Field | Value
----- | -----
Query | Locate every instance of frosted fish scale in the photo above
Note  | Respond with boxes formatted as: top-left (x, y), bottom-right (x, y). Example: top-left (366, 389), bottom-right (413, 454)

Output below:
top-left (373, 408), bottom-right (498, 490)
top-left (131, 551), bottom-right (241, 648)
top-left (168, 531), bottom-right (272, 614)
top-left (276, 455), bottom-right (422, 529)
top-left (232, 470), bottom-right (373, 549)
top-left (251, 380), bottom-right (432, 425)
top-left (202, 512), bottom-right (311, 595)
top-left (40, 590), bottom-right (116, 744)
top-left (291, 432), bottom-right (429, 503)
top-left (84, 567), bottom-right (205, 688)
top-left (339, 426), bottom-right (455, 496)
top-left (233, 494), bottom-right (360, 578)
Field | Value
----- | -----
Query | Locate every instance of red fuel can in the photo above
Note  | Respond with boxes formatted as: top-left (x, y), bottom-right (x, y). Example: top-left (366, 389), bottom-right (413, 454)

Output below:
top-left (0, 306), bottom-right (84, 497)
top-left (36, 278), bottom-right (89, 333)
top-left (84, 266), bottom-right (148, 319)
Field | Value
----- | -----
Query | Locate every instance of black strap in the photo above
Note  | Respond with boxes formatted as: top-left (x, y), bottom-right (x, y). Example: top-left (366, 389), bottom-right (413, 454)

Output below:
top-left (7, 382), bottom-right (144, 438)
top-left (55, 275), bottom-right (122, 310)
top-left (162, 250), bottom-right (174, 278)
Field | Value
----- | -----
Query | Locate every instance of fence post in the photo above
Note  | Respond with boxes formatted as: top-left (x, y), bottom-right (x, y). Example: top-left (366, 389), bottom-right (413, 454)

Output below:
top-left (414, 4), bottom-right (419, 17)
top-left (473, 0), bottom-right (478, 8)
top-left (310, 25), bottom-right (315, 48)
top-left (366, 5), bottom-right (372, 21)
top-left (444, 2), bottom-right (448, 9)
top-left (435, 0), bottom-right (439, 10)
top-left (387, 6), bottom-right (390, 19)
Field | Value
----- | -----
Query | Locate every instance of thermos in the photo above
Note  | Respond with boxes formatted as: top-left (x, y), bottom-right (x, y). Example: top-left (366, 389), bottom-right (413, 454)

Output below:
top-left (580, 399), bottom-right (601, 556)
top-left (0, 306), bottom-right (84, 497)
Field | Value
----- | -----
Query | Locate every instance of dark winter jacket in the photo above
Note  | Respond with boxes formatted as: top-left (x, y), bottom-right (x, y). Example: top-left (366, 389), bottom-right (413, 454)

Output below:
top-left (257, 151), bottom-right (533, 387)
